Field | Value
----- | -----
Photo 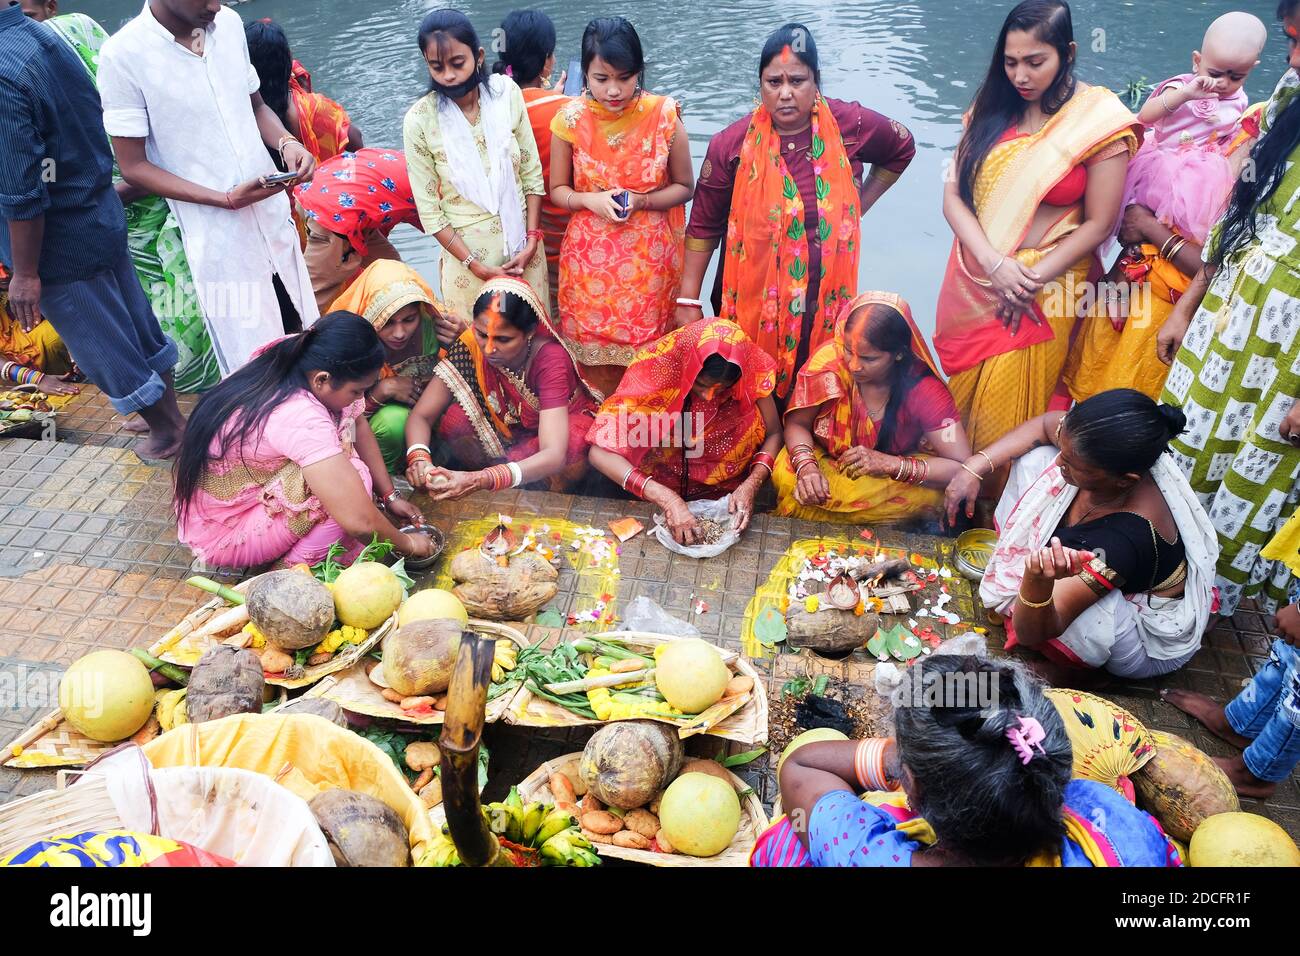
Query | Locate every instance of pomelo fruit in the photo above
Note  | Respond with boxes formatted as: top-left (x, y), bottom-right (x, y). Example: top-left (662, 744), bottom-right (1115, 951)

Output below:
top-left (1189, 812), bottom-right (1300, 867)
top-left (654, 639), bottom-right (729, 713)
top-left (659, 772), bottom-right (742, 857)
top-left (59, 650), bottom-right (155, 742)
top-left (398, 588), bottom-right (468, 628)
top-left (777, 727), bottom-right (849, 776)
top-left (333, 561), bottom-right (403, 629)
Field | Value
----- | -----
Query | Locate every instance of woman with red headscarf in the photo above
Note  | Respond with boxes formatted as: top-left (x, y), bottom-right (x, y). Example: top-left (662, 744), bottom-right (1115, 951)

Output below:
top-left (774, 292), bottom-right (973, 525)
top-left (588, 318), bottom-right (782, 545)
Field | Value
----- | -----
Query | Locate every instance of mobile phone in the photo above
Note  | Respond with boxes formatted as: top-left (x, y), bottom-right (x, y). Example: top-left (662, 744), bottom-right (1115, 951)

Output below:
top-left (261, 171), bottom-right (300, 187)
top-left (563, 59), bottom-right (583, 97)
top-left (614, 190), bottom-right (631, 219)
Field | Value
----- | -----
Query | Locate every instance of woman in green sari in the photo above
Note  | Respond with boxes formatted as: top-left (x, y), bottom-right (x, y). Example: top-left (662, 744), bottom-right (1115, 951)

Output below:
top-left (35, 6), bottom-right (220, 396)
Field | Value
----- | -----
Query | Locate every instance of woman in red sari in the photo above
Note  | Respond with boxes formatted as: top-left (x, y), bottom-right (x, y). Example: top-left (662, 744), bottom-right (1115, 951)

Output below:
top-left (774, 293), bottom-right (973, 525)
top-left (404, 277), bottom-right (597, 498)
top-left (549, 17), bottom-right (694, 398)
top-left (588, 319), bottom-right (782, 545)
top-left (494, 9), bottom-right (571, 319)
top-left (676, 23), bottom-right (916, 401)
top-left (246, 19), bottom-right (362, 164)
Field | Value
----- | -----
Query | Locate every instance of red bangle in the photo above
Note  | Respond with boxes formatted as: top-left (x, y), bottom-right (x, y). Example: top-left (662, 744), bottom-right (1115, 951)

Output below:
top-left (526, 229), bottom-right (543, 242)
top-left (752, 451), bottom-right (776, 474)
top-left (625, 468), bottom-right (651, 499)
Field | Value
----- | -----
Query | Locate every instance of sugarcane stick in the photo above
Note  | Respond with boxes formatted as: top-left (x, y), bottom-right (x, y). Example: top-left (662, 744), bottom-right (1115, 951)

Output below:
top-left (438, 633), bottom-right (512, 868)
top-left (186, 575), bottom-right (245, 606)
top-left (128, 648), bottom-right (190, 686)
top-left (544, 668), bottom-right (653, 695)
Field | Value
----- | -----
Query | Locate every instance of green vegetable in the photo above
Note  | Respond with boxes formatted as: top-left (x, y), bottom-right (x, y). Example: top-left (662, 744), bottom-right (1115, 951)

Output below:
top-left (781, 677), bottom-right (810, 699)
top-left (571, 638), bottom-right (653, 665)
top-left (720, 747), bottom-right (767, 768)
top-left (811, 675), bottom-right (830, 697)
top-left (293, 648), bottom-right (313, 668)
top-left (186, 576), bottom-right (244, 606)
top-left (311, 536), bottom-right (415, 591)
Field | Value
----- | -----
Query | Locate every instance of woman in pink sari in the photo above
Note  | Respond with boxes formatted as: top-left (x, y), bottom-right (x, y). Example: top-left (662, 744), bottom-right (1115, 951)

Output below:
top-left (174, 313), bottom-right (433, 570)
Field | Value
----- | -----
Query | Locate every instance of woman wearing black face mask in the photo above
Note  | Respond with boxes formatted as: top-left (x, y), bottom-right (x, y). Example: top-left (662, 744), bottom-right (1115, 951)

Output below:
top-left (403, 9), bottom-right (549, 324)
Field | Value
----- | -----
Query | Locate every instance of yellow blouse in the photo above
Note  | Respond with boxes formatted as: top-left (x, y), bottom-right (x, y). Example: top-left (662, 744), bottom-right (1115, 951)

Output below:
top-left (402, 81), bottom-right (545, 235)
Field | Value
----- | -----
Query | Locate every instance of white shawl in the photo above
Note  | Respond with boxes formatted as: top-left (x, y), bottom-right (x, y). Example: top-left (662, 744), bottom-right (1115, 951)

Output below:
top-left (436, 74), bottom-right (526, 259)
top-left (981, 446), bottom-right (1219, 666)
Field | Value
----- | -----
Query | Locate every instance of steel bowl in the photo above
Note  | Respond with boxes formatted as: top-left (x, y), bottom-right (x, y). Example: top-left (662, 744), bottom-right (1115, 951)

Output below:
top-left (400, 523), bottom-right (446, 574)
top-left (953, 528), bottom-right (997, 581)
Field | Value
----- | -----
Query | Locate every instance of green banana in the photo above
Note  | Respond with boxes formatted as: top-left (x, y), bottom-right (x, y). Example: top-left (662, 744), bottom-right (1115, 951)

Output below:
top-left (503, 787), bottom-right (525, 842)
top-left (534, 806), bottom-right (577, 846)
top-left (521, 801), bottom-right (546, 844)
top-left (540, 833), bottom-right (574, 866)
top-left (572, 847), bottom-right (600, 867)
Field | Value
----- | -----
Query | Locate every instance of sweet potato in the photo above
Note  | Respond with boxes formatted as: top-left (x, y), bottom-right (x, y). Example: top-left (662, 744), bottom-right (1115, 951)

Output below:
top-left (612, 830), bottom-right (651, 849)
top-left (433, 695), bottom-right (448, 711)
top-left (381, 688), bottom-right (405, 703)
top-left (259, 646), bottom-right (294, 675)
top-left (581, 826), bottom-right (614, 845)
top-left (725, 675), bottom-right (754, 697)
top-left (550, 772), bottom-right (577, 806)
top-left (405, 741), bottom-right (441, 772)
top-left (623, 808), bottom-right (659, 838)
top-left (129, 714), bottom-right (160, 746)
top-left (581, 810), bottom-right (623, 835)
top-left (412, 767), bottom-right (435, 793)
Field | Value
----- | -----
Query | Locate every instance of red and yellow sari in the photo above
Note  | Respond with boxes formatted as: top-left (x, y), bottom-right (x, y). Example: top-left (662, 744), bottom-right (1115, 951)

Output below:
top-left (551, 93), bottom-right (685, 368)
top-left (934, 86), bottom-right (1140, 456)
top-left (720, 96), bottom-right (862, 398)
top-left (289, 60), bottom-right (351, 163)
top-left (587, 318), bottom-right (777, 500)
top-left (772, 292), bottom-right (947, 524)
top-left (433, 277), bottom-right (597, 488)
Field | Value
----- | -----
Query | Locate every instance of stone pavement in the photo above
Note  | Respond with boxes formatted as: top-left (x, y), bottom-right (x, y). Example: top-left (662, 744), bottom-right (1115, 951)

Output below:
top-left (1, 386), bottom-right (1297, 843)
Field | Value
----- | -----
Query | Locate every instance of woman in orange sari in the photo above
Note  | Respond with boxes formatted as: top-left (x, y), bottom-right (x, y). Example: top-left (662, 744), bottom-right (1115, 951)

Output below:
top-left (246, 19), bottom-right (362, 165)
top-left (773, 293), bottom-right (972, 525)
top-left (404, 277), bottom-right (597, 498)
top-left (549, 17), bottom-right (694, 397)
top-left (935, 0), bottom-right (1139, 485)
top-left (494, 9), bottom-right (571, 319)
top-left (588, 318), bottom-right (782, 545)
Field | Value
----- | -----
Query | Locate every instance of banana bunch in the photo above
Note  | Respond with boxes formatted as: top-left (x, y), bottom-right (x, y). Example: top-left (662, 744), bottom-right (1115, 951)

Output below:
top-left (154, 687), bottom-right (189, 731)
top-left (491, 639), bottom-right (519, 684)
top-left (422, 787), bottom-right (599, 867)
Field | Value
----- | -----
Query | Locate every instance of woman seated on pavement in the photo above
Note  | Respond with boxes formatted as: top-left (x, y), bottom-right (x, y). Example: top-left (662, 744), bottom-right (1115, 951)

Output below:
top-left (945, 389), bottom-right (1218, 683)
top-left (587, 317), bottom-right (782, 545)
top-left (174, 312), bottom-right (433, 570)
top-left (758, 654), bottom-right (1181, 867)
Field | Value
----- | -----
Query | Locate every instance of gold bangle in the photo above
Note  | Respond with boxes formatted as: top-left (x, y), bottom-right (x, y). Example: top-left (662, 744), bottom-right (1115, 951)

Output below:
top-left (959, 462), bottom-right (985, 481)
top-left (1017, 589), bottom-right (1054, 609)
top-left (975, 450), bottom-right (996, 475)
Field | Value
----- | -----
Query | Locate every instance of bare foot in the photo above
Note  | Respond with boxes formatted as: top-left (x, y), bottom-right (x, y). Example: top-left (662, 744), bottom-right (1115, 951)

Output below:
top-left (1159, 688), bottom-right (1254, 750)
top-left (118, 415), bottom-right (150, 434)
top-left (133, 432), bottom-right (183, 462)
top-left (1213, 753), bottom-right (1277, 800)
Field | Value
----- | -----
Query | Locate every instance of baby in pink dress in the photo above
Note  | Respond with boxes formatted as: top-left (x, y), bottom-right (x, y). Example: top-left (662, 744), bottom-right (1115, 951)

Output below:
top-left (1123, 11), bottom-right (1267, 244)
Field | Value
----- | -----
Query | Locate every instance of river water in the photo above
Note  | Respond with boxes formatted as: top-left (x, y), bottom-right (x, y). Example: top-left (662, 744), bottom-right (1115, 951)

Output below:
top-left (81, 0), bottom-right (1287, 336)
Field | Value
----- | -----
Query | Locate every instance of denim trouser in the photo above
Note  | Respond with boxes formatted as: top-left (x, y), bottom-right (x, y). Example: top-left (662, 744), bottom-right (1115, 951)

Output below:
top-left (1225, 639), bottom-right (1300, 783)
top-left (40, 248), bottom-right (178, 415)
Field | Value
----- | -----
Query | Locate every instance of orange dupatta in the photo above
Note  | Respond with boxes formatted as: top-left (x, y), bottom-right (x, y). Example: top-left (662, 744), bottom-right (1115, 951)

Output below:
top-left (786, 291), bottom-right (940, 458)
top-left (934, 86), bottom-right (1140, 376)
top-left (290, 67), bottom-right (351, 163)
top-left (720, 96), bottom-right (861, 398)
top-left (588, 318), bottom-right (777, 494)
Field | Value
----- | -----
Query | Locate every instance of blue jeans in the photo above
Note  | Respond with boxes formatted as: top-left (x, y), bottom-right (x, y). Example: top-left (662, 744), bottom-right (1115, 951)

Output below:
top-left (1225, 639), bottom-right (1300, 783)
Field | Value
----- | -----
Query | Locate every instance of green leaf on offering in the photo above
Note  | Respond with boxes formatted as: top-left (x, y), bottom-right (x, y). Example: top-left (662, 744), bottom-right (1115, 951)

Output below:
top-left (884, 623), bottom-right (924, 661)
top-left (866, 628), bottom-right (890, 658)
top-left (753, 606), bottom-right (787, 646)
top-left (720, 747), bottom-right (767, 768)
top-left (536, 608), bottom-right (564, 628)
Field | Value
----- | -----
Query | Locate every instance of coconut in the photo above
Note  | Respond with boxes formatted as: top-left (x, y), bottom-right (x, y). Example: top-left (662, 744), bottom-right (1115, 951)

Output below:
top-left (659, 772), bottom-right (742, 857)
top-left (59, 650), bottom-right (155, 742)
top-left (655, 639), bottom-right (729, 713)
top-left (308, 789), bottom-right (410, 867)
top-left (381, 618), bottom-right (462, 697)
top-left (399, 588), bottom-right (468, 628)
top-left (449, 550), bottom-right (557, 619)
top-left (185, 646), bottom-right (265, 723)
top-left (1133, 730), bottom-right (1240, 842)
top-left (333, 561), bottom-right (403, 630)
top-left (1189, 812), bottom-right (1300, 867)
top-left (247, 570), bottom-right (335, 650)
top-left (776, 727), bottom-right (849, 776)
top-left (278, 697), bottom-right (350, 728)
top-left (579, 720), bottom-right (683, 809)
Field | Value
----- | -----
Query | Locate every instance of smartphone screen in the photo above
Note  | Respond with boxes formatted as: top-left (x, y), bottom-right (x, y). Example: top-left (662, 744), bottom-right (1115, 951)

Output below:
top-left (563, 59), bottom-right (583, 97)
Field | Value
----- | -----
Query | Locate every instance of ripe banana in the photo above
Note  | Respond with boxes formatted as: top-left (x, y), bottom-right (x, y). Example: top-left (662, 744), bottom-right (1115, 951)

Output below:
top-left (154, 688), bottom-right (188, 732)
top-left (534, 806), bottom-right (577, 846)
top-left (493, 640), bottom-right (518, 671)
top-left (491, 663), bottom-right (505, 684)
top-left (521, 801), bottom-right (546, 843)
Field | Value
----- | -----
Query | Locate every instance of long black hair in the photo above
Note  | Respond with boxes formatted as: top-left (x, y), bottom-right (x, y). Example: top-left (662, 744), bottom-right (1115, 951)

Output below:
top-left (1211, 0), bottom-right (1300, 266)
top-left (580, 17), bottom-right (645, 89)
top-left (846, 303), bottom-right (936, 454)
top-left (1063, 388), bottom-right (1187, 474)
top-left (894, 655), bottom-right (1072, 864)
top-left (957, 0), bottom-right (1077, 208)
top-left (758, 22), bottom-right (821, 86)
top-left (492, 9), bottom-right (557, 85)
top-left (418, 9), bottom-right (492, 96)
top-left (245, 18), bottom-right (293, 129)
top-left (173, 313), bottom-right (386, 521)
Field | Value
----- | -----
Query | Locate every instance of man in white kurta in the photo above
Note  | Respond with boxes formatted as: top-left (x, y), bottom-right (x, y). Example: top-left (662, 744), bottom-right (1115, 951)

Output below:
top-left (97, 2), bottom-right (319, 376)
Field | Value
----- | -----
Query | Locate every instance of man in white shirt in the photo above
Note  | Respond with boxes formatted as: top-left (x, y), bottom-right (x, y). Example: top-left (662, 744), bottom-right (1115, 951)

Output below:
top-left (98, 0), bottom-right (320, 376)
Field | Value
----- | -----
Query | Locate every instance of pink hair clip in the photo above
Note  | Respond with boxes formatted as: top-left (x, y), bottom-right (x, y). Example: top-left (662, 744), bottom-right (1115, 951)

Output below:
top-left (505, 65), bottom-right (514, 77)
top-left (1006, 716), bottom-right (1046, 764)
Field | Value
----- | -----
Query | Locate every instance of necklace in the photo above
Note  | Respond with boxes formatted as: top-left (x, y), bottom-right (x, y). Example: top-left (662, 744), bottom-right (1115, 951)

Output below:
top-left (1073, 490), bottom-right (1130, 526)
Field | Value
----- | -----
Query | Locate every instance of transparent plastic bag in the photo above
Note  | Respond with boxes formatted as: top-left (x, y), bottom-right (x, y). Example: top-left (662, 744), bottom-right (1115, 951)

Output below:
top-left (650, 494), bottom-right (741, 559)
top-left (619, 595), bottom-right (700, 638)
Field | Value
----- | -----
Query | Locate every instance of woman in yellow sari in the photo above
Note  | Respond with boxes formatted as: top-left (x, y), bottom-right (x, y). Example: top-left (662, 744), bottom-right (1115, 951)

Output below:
top-left (935, 0), bottom-right (1139, 483)
top-left (773, 293), bottom-right (972, 525)
top-left (328, 260), bottom-right (467, 473)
